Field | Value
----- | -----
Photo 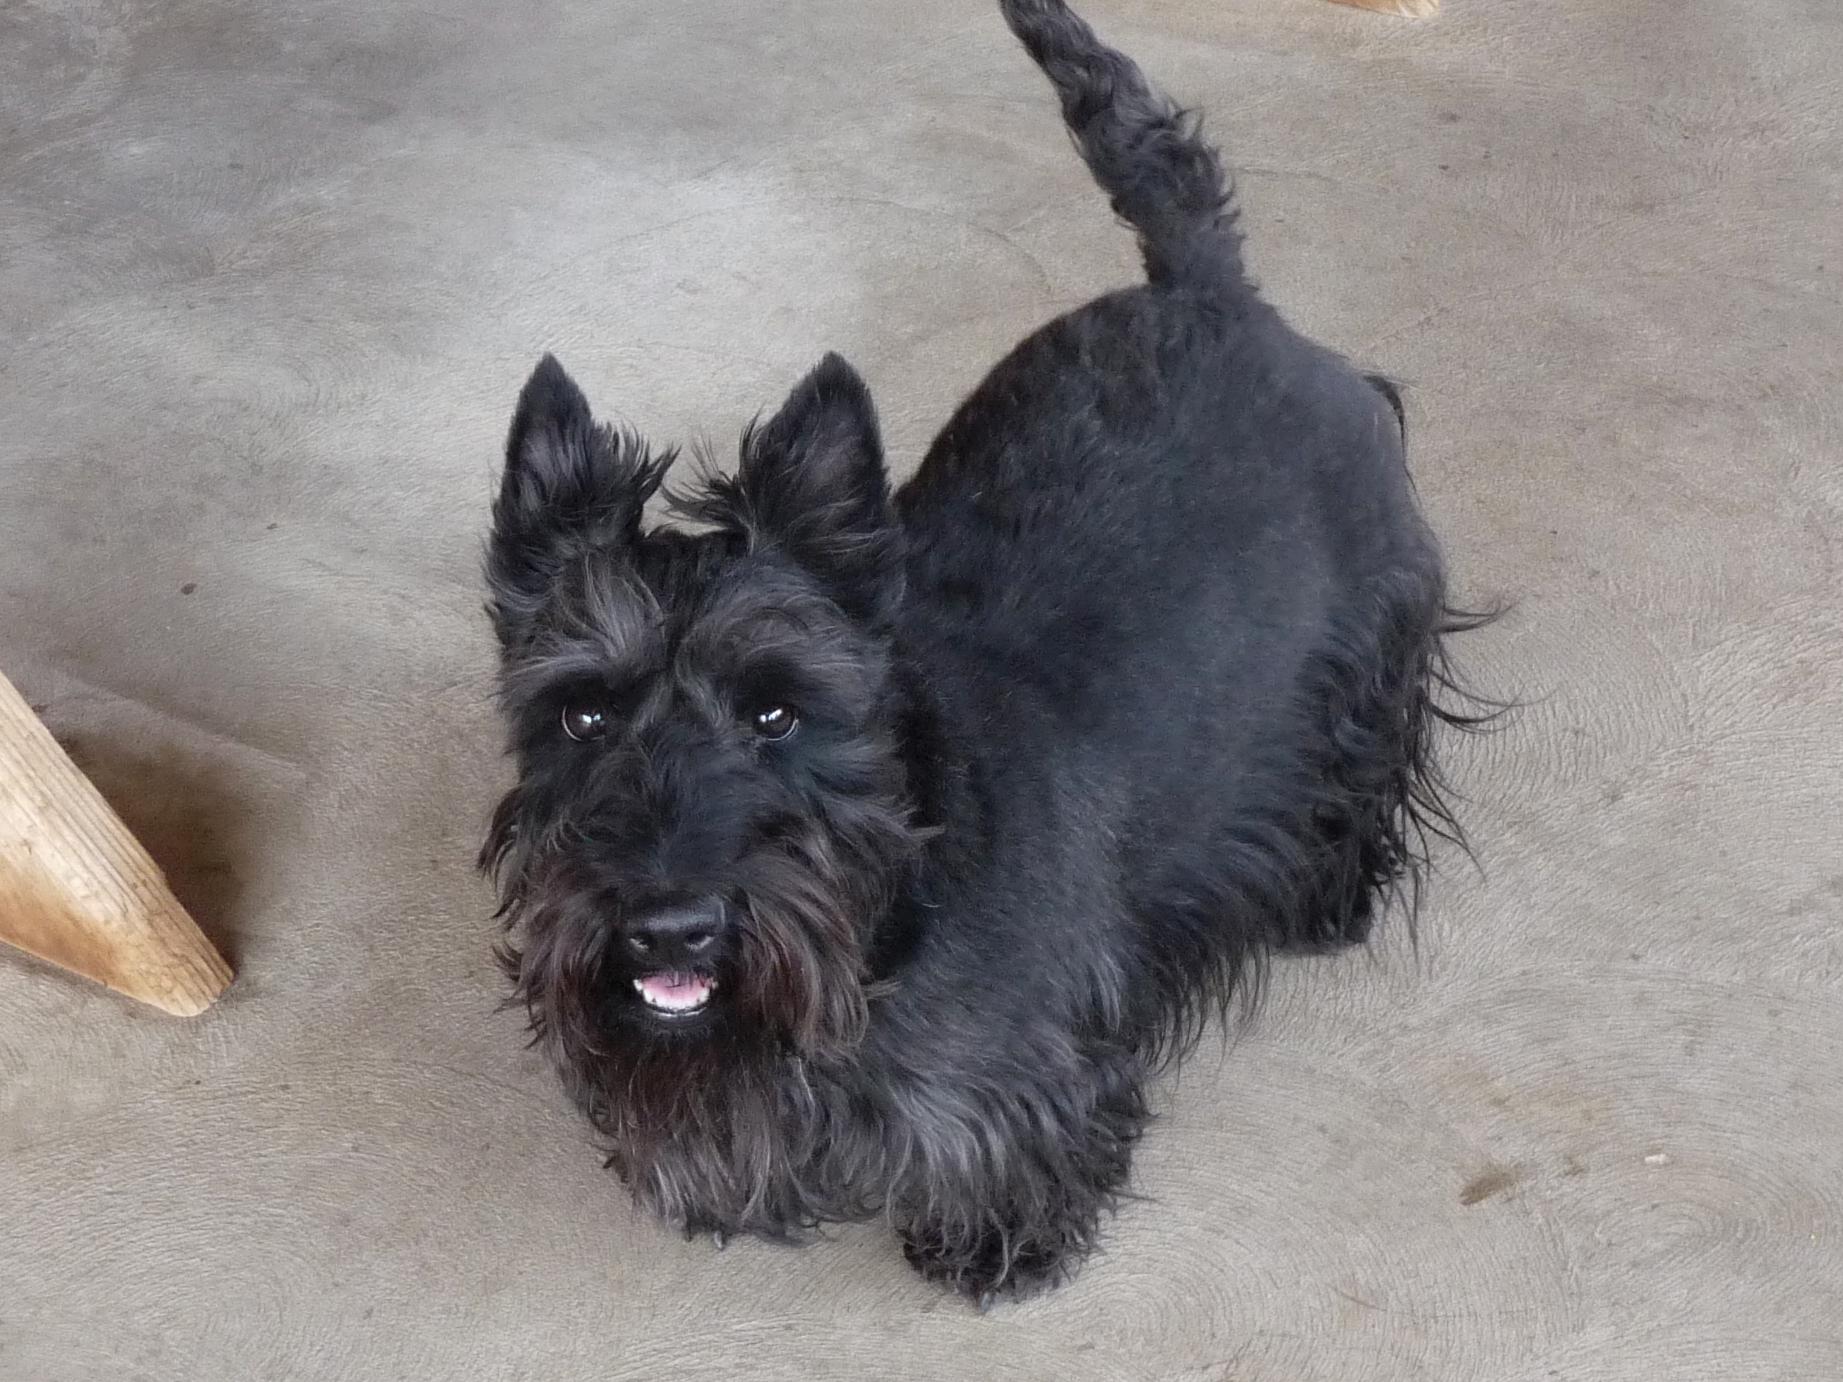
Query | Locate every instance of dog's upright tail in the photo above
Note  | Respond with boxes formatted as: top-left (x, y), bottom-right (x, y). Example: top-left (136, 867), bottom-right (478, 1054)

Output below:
top-left (998, 0), bottom-right (1244, 290)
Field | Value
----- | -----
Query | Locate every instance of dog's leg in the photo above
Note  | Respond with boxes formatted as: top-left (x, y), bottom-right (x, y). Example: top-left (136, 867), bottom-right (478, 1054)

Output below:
top-left (896, 1053), bottom-right (1147, 1307)
top-left (1273, 579), bottom-right (1464, 955)
top-left (1266, 807), bottom-right (1381, 955)
top-left (900, 1194), bottom-right (1103, 1309)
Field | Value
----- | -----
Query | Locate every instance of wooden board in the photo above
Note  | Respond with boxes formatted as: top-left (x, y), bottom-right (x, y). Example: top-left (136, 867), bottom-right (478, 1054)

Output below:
top-left (0, 668), bottom-right (233, 1015)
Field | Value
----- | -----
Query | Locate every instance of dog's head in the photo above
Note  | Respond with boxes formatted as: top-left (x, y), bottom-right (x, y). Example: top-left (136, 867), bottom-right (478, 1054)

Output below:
top-left (482, 354), bottom-right (919, 1071)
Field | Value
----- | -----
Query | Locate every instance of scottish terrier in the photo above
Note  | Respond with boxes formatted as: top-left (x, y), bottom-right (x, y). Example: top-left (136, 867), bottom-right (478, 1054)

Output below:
top-left (482, 0), bottom-right (1482, 1306)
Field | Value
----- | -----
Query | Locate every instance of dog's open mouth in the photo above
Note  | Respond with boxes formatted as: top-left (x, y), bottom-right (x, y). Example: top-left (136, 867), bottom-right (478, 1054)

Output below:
top-left (633, 972), bottom-right (717, 1016)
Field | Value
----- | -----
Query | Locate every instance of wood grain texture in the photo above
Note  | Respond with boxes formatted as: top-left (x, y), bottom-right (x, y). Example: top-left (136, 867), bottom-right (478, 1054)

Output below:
top-left (0, 668), bottom-right (232, 1015)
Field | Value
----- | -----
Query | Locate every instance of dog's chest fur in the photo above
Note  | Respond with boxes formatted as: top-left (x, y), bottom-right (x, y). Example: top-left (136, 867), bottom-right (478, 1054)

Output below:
top-left (596, 966), bottom-right (1149, 1244)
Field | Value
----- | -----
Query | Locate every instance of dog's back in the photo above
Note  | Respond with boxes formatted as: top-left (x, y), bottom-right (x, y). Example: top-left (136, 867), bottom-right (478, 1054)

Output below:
top-left (895, 0), bottom-right (1460, 1056)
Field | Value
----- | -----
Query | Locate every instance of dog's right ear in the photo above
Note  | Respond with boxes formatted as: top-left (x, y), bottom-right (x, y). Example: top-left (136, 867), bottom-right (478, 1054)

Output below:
top-left (487, 355), bottom-right (669, 647)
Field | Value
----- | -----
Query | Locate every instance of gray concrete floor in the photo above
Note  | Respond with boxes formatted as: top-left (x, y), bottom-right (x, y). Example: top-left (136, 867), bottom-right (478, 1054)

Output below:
top-left (3, 0), bottom-right (1840, 1377)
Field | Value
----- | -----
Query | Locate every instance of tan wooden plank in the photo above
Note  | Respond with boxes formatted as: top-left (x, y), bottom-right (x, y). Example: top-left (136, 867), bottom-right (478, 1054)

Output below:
top-left (0, 669), bottom-right (232, 1015)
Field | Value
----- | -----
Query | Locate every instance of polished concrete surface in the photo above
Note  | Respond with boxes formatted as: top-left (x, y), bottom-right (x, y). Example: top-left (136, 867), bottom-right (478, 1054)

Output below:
top-left (3, 1), bottom-right (1840, 1377)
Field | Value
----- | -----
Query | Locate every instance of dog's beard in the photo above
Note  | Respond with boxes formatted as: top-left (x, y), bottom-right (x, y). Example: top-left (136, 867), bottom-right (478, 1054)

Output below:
top-left (482, 733), bottom-right (926, 1228)
top-left (488, 822), bottom-right (897, 1229)
top-left (485, 783), bottom-right (922, 1065)
top-left (723, 838), bottom-right (875, 1057)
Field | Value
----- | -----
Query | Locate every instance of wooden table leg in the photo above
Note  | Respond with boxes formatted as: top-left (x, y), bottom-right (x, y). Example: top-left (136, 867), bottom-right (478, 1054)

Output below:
top-left (0, 669), bottom-right (233, 1015)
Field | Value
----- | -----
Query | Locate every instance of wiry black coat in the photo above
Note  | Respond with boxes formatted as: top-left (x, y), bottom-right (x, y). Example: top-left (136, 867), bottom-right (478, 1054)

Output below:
top-left (482, 0), bottom-right (1484, 1306)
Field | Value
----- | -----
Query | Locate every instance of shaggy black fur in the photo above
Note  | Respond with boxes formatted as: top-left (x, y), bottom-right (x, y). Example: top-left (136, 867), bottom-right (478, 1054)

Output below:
top-left (482, 0), bottom-right (1486, 1307)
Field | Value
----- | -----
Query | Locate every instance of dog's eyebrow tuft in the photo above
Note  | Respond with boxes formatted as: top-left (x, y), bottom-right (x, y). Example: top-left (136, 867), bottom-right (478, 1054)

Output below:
top-left (499, 637), bottom-right (646, 707)
top-left (497, 562), bottom-right (665, 701)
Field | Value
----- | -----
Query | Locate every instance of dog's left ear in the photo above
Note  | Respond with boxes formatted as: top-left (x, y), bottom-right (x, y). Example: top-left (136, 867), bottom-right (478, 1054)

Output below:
top-left (722, 353), bottom-right (903, 623)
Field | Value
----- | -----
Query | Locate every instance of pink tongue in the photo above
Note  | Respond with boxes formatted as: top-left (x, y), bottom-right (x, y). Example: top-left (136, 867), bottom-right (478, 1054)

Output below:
top-left (642, 973), bottom-right (709, 1005)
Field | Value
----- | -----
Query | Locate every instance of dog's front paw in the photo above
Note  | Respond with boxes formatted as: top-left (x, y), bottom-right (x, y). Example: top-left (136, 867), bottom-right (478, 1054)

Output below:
top-left (681, 1216), bottom-right (732, 1251)
top-left (901, 1227), bottom-right (1078, 1309)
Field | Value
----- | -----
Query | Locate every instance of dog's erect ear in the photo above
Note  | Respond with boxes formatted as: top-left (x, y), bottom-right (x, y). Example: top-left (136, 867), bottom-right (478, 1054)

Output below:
top-left (487, 355), bottom-right (669, 647)
top-left (714, 354), bottom-right (902, 623)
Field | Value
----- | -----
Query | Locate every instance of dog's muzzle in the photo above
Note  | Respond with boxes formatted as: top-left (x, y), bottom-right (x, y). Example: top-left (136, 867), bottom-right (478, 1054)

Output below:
top-left (625, 899), bottom-right (726, 1017)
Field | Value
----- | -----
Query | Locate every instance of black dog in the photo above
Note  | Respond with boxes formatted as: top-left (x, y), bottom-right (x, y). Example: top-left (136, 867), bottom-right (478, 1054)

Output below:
top-left (482, 0), bottom-right (1480, 1306)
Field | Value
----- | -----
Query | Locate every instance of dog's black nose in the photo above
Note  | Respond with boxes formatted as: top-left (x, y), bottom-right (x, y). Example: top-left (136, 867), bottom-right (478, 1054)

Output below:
top-left (626, 900), bottom-right (724, 964)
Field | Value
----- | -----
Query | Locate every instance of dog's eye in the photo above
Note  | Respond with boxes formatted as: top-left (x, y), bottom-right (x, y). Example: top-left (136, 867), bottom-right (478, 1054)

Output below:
top-left (749, 704), bottom-right (797, 742)
top-left (561, 702), bottom-right (611, 742)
